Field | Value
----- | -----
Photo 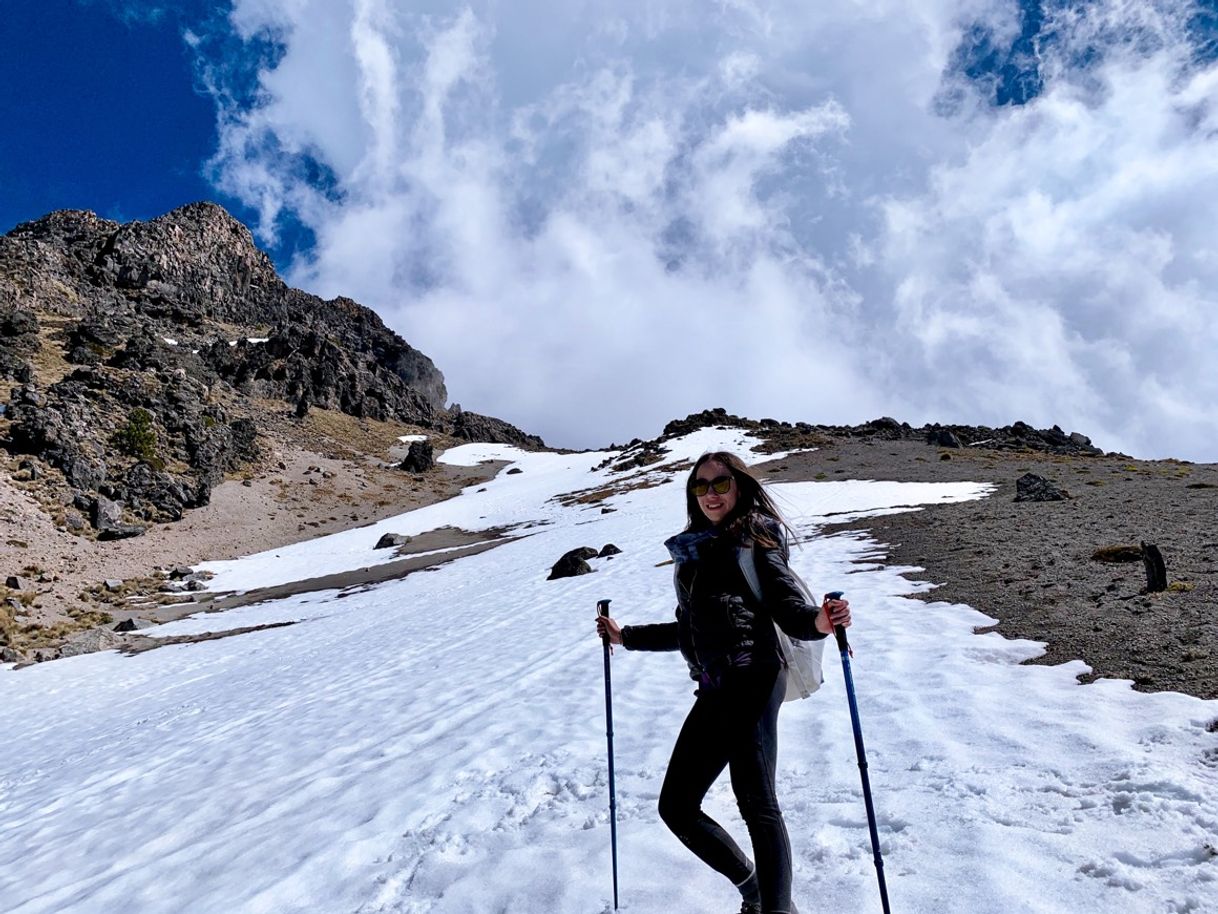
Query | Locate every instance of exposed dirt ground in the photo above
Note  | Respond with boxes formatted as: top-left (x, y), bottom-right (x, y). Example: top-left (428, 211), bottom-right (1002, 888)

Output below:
top-left (5, 423), bottom-right (1217, 703)
top-left (0, 408), bottom-right (501, 657)
top-left (761, 438), bottom-right (1218, 700)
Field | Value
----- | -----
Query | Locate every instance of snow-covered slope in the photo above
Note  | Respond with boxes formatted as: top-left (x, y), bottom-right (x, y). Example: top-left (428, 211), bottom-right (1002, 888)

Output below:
top-left (1, 428), bottom-right (1215, 914)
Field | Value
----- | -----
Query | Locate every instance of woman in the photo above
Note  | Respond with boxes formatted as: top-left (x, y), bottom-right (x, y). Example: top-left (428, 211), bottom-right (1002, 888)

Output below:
top-left (595, 452), bottom-right (851, 914)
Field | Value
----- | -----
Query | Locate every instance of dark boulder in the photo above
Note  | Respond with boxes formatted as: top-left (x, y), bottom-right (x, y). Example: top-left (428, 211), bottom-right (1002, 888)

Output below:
top-left (0, 305), bottom-right (39, 381)
top-left (599, 544), bottom-right (622, 557)
top-left (91, 496), bottom-right (124, 530)
top-left (123, 461), bottom-right (206, 522)
top-left (926, 428), bottom-right (962, 448)
top-left (374, 533), bottom-right (412, 550)
top-left (97, 524), bottom-right (146, 541)
top-left (398, 440), bottom-right (435, 473)
top-left (548, 547), bottom-right (599, 580)
top-left (113, 618), bottom-right (155, 632)
top-left (65, 314), bottom-right (133, 364)
top-left (1014, 473), bottom-right (1067, 502)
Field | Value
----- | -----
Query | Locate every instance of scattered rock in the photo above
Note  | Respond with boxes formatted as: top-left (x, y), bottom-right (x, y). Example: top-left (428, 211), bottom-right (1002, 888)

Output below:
top-left (398, 439), bottom-right (435, 473)
top-left (926, 429), bottom-right (963, 448)
top-left (548, 547), bottom-right (598, 580)
top-left (58, 628), bottom-right (124, 658)
top-left (113, 618), bottom-right (155, 632)
top-left (374, 533), bottom-right (412, 550)
top-left (599, 544), bottom-right (622, 557)
top-left (506, 468), bottom-right (524, 475)
top-left (103, 579), bottom-right (124, 592)
top-left (1014, 473), bottom-right (1067, 502)
top-left (97, 524), bottom-right (146, 541)
top-left (91, 496), bottom-right (123, 531)
top-left (5, 575), bottom-right (24, 590)
top-left (1141, 541), bottom-right (1168, 593)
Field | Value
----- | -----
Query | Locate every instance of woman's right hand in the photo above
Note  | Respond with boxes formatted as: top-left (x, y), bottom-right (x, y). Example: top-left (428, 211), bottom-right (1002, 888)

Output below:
top-left (595, 614), bottom-right (623, 646)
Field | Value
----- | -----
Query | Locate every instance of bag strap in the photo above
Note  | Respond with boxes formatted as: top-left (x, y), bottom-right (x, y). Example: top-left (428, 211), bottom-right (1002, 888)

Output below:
top-left (738, 544), bottom-right (763, 604)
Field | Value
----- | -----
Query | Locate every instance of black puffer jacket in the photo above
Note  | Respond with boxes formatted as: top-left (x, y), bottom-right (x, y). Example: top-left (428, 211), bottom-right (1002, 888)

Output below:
top-left (621, 517), bottom-right (826, 686)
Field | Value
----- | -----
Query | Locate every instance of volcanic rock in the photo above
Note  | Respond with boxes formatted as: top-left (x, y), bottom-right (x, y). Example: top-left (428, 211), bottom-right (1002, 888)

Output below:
top-left (548, 547), bottom-right (599, 580)
top-left (1014, 473), bottom-right (1067, 502)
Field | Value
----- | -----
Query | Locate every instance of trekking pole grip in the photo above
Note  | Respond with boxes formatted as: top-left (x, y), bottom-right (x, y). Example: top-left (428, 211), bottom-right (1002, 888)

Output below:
top-left (826, 591), bottom-right (849, 653)
top-left (597, 598), bottom-right (612, 646)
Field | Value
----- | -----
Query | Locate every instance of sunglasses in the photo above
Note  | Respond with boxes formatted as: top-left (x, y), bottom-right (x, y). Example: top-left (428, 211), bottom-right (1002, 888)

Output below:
top-left (690, 475), bottom-right (733, 497)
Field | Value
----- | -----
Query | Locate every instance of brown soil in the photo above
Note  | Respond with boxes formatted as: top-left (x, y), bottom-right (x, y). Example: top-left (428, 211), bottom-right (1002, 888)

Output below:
top-left (760, 438), bottom-right (1218, 700)
top-left (0, 409), bottom-right (502, 659)
top-left (7, 419), bottom-right (1216, 703)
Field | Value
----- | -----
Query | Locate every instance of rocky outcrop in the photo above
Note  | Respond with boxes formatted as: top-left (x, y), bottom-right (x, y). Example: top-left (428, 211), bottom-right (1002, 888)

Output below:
top-left (661, 408), bottom-right (1105, 457)
top-left (1014, 473), bottom-right (1068, 502)
top-left (398, 440), bottom-right (435, 473)
top-left (445, 407), bottom-right (545, 449)
top-left (0, 201), bottom-right (545, 536)
top-left (1, 203), bottom-right (449, 417)
top-left (548, 547), bottom-right (599, 580)
top-left (199, 321), bottom-right (440, 425)
top-left (0, 305), bottom-right (38, 381)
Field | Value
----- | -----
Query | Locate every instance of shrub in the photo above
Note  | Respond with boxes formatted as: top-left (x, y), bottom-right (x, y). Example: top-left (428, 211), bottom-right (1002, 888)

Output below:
top-left (114, 408), bottom-right (158, 461)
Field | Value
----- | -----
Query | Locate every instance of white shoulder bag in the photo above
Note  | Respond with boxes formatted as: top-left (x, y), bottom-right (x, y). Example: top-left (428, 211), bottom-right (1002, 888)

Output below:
top-left (738, 544), bottom-right (825, 701)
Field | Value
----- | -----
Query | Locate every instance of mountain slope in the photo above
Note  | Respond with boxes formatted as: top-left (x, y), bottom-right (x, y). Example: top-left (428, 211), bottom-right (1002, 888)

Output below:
top-left (1, 427), bottom-right (1214, 913)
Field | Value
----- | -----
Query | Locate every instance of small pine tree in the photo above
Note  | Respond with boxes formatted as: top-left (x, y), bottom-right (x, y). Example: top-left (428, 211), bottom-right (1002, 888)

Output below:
top-left (115, 408), bottom-right (158, 461)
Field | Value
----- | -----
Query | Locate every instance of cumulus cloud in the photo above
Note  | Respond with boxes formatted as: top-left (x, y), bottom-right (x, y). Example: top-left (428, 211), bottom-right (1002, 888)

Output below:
top-left (197, 0), bottom-right (1218, 459)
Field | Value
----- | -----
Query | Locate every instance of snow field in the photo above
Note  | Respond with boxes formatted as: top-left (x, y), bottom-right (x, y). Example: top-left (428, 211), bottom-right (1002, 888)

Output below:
top-left (0, 428), bottom-right (1215, 913)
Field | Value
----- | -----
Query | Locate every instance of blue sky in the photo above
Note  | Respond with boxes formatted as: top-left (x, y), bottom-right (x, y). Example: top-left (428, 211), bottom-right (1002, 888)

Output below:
top-left (4, 1), bottom-right (1218, 461)
top-left (0, 1), bottom-right (220, 230)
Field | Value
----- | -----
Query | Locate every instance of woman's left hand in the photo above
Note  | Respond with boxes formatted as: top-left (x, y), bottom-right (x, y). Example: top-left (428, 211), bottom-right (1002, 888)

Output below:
top-left (814, 595), bottom-right (851, 635)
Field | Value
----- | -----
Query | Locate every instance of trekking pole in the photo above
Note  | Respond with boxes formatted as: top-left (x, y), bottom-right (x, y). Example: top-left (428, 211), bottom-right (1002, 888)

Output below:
top-left (597, 598), bottom-right (620, 910)
top-left (826, 591), bottom-right (891, 914)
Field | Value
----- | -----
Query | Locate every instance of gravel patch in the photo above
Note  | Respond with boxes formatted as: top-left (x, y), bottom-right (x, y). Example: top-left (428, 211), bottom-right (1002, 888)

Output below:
top-left (761, 438), bottom-right (1218, 700)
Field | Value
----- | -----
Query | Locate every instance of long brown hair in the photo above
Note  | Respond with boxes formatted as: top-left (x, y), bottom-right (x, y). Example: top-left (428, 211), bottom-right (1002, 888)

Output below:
top-left (684, 451), bottom-right (791, 548)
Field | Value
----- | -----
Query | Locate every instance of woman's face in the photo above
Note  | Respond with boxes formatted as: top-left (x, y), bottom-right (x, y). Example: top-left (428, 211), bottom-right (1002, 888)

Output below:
top-left (692, 459), bottom-right (738, 525)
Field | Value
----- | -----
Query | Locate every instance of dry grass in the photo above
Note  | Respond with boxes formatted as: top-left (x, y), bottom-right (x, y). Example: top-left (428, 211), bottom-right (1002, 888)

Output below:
top-left (555, 463), bottom-right (686, 507)
top-left (297, 406), bottom-right (448, 460)
top-left (79, 575), bottom-right (165, 606)
top-left (1091, 544), bottom-right (1143, 563)
top-left (29, 314), bottom-right (76, 388)
top-left (0, 601), bottom-right (16, 645)
top-left (2, 599), bottom-right (113, 651)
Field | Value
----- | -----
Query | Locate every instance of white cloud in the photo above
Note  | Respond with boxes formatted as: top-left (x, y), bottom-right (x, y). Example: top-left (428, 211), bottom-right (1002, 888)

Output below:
top-left (199, 0), bottom-right (1218, 459)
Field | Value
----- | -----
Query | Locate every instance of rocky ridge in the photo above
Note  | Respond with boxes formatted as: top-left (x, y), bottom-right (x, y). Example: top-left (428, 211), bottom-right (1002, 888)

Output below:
top-left (0, 202), bottom-right (541, 540)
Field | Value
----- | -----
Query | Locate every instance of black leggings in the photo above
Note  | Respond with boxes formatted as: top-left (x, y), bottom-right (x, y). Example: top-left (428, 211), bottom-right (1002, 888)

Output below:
top-left (657, 666), bottom-right (792, 913)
